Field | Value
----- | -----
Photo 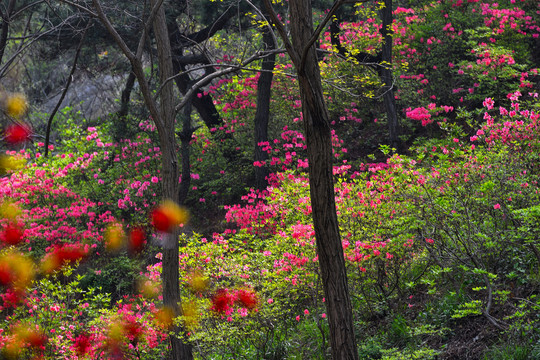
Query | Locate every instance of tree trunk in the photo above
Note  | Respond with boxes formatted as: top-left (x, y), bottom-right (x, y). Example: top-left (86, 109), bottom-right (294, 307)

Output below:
top-left (168, 33), bottom-right (241, 163)
top-left (379, 0), bottom-right (399, 149)
top-left (0, 0), bottom-right (16, 65)
top-left (45, 25), bottom-right (87, 157)
top-left (151, 1), bottom-right (193, 359)
top-left (171, 56), bottom-right (223, 130)
top-left (288, 0), bottom-right (359, 358)
top-left (253, 26), bottom-right (276, 190)
top-left (179, 100), bottom-right (193, 205)
top-left (167, 17), bottom-right (225, 131)
top-left (118, 70), bottom-right (136, 118)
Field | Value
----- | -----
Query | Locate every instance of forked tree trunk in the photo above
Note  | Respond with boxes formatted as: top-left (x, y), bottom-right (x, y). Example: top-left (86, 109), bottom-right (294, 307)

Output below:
top-left (288, 0), bottom-right (359, 358)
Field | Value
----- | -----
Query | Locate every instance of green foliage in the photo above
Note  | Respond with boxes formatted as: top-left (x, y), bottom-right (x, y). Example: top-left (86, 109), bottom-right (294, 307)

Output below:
top-left (39, 112), bottom-right (162, 222)
top-left (22, 267), bottom-right (111, 322)
top-left (482, 344), bottom-right (533, 360)
top-left (178, 96), bottom-right (539, 357)
top-left (79, 255), bottom-right (141, 301)
top-left (379, 347), bottom-right (439, 360)
top-left (1, 268), bottom-right (111, 358)
top-left (387, 315), bottom-right (410, 346)
top-left (358, 339), bottom-right (383, 360)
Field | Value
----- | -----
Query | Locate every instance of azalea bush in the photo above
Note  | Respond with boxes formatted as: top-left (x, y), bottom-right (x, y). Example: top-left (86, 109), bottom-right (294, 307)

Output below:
top-left (151, 92), bottom-right (540, 357)
top-left (0, 266), bottom-right (170, 359)
top-left (401, 95), bottom-right (540, 348)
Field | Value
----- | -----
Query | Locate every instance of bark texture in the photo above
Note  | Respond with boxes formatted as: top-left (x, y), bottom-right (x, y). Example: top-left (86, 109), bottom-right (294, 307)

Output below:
top-left (379, 0), bottom-right (399, 149)
top-left (151, 1), bottom-right (193, 358)
top-left (288, 0), bottom-right (359, 358)
top-left (178, 100), bottom-right (193, 206)
top-left (0, 0), bottom-right (16, 65)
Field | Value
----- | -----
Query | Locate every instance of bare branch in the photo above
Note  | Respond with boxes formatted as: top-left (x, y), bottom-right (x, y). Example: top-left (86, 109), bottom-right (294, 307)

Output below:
top-left (174, 49), bottom-right (285, 112)
top-left (175, 50), bottom-right (285, 78)
top-left (143, 0), bottom-right (165, 39)
top-left (300, 0), bottom-right (345, 71)
top-left (58, 0), bottom-right (98, 18)
top-left (262, 0), bottom-right (299, 64)
top-left (91, 0), bottom-right (136, 61)
top-left (244, 0), bottom-right (279, 50)
top-left (89, 0), bottom-right (164, 130)
top-left (11, 0), bottom-right (49, 20)
top-left (176, 5), bottom-right (235, 48)
top-left (0, 22), bottom-right (63, 79)
top-left (44, 21), bottom-right (91, 157)
top-left (323, 76), bottom-right (396, 100)
top-left (155, 49), bottom-right (285, 98)
top-left (136, 0), bottom-right (164, 60)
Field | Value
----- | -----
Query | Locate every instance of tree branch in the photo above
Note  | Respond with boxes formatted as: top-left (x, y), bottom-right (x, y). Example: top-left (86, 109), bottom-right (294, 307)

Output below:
top-left (11, 0), bottom-right (48, 20)
top-left (330, 16), bottom-right (381, 69)
top-left (244, 0), bottom-right (279, 51)
top-left (44, 21), bottom-right (90, 157)
top-left (59, 0), bottom-right (98, 18)
top-left (91, 0), bottom-right (136, 61)
top-left (262, 0), bottom-right (299, 64)
top-left (300, 0), bottom-right (346, 71)
top-left (174, 49), bottom-right (284, 112)
top-left (0, 19), bottom-right (63, 79)
top-left (90, 0), bottom-right (164, 130)
top-left (177, 5), bottom-right (236, 47)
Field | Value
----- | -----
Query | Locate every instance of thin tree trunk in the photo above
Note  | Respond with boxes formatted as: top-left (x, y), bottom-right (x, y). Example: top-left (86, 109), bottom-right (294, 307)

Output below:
top-left (253, 26), bottom-right (275, 190)
top-left (118, 70), bottom-right (136, 118)
top-left (92, 0), bottom-right (192, 356)
top-left (287, 0), bottom-right (359, 358)
top-left (172, 57), bottom-right (223, 130)
top-left (44, 23), bottom-right (89, 157)
top-left (150, 0), bottom-right (193, 358)
top-left (178, 100), bottom-right (193, 205)
top-left (379, 0), bottom-right (399, 149)
top-left (110, 70), bottom-right (137, 142)
top-left (0, 0), bottom-right (16, 65)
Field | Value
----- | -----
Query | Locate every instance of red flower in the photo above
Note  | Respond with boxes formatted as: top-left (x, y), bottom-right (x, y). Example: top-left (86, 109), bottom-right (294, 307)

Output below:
top-left (236, 289), bottom-right (258, 309)
top-left (124, 318), bottom-right (143, 342)
top-left (128, 227), bottom-right (146, 254)
top-left (0, 288), bottom-right (21, 308)
top-left (42, 244), bottom-right (87, 273)
top-left (55, 245), bottom-right (86, 263)
top-left (151, 208), bottom-right (171, 232)
top-left (0, 262), bottom-right (13, 285)
top-left (5, 124), bottom-right (31, 144)
top-left (150, 200), bottom-right (189, 232)
top-left (74, 333), bottom-right (91, 355)
top-left (211, 289), bottom-right (233, 313)
top-left (2, 223), bottom-right (23, 246)
top-left (27, 331), bottom-right (47, 349)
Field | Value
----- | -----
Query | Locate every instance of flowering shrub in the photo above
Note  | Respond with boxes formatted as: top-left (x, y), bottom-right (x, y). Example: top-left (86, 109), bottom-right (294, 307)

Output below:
top-left (0, 267), bottom-right (169, 359)
top-left (138, 95), bottom-right (540, 357)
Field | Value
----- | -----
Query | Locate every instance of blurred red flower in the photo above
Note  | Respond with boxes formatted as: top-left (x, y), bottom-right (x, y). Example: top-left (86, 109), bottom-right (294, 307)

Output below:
top-left (5, 124), bottom-right (31, 144)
